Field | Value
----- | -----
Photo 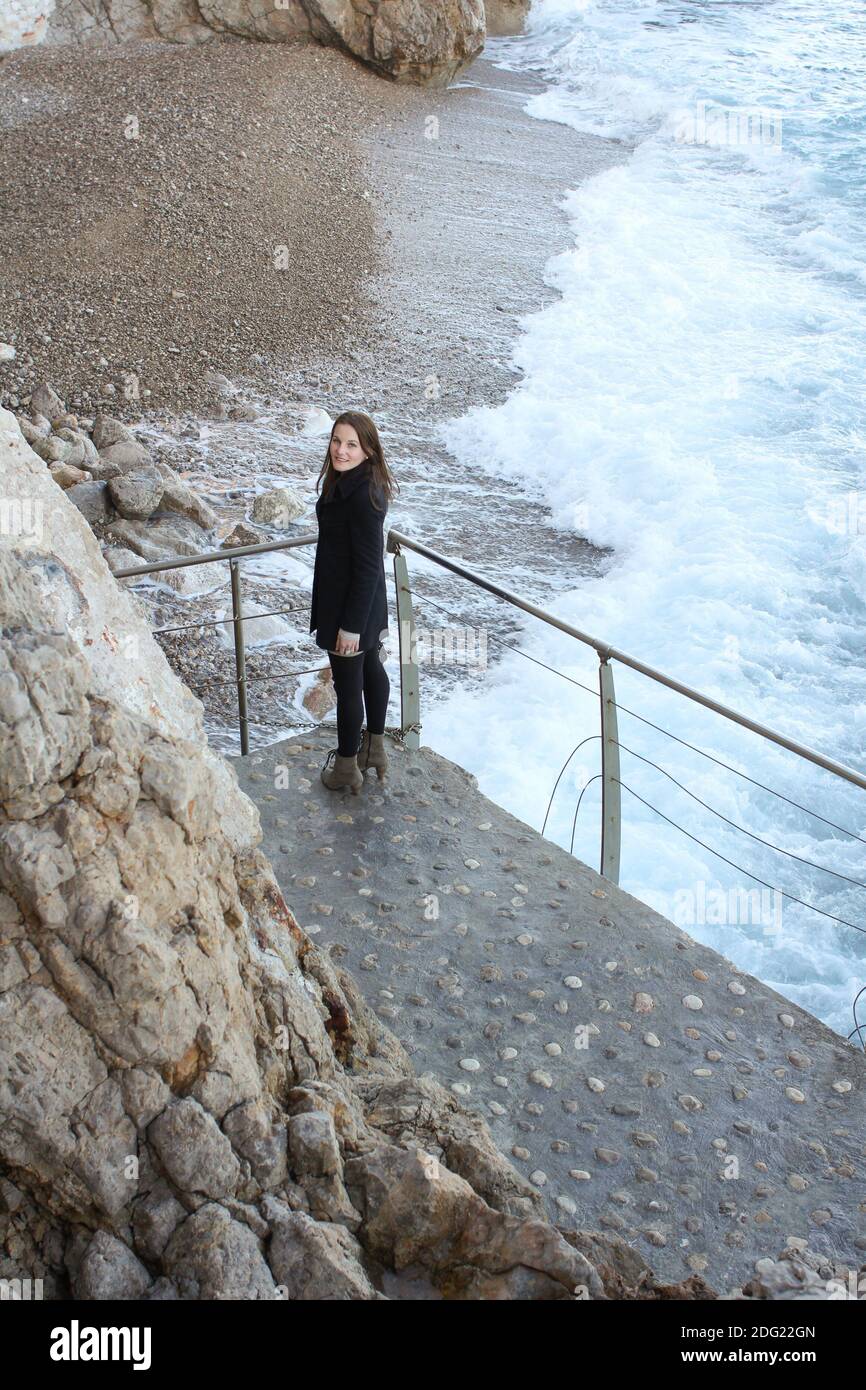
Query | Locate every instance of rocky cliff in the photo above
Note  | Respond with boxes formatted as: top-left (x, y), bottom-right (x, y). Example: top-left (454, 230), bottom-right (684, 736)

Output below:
top-left (0, 407), bottom-right (653, 1299)
top-left (1, 407), bottom-right (854, 1300)
top-left (31, 0), bottom-right (528, 86)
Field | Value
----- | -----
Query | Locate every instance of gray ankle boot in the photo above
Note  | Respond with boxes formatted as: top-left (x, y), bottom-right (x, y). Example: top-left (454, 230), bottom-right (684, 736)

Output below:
top-left (358, 730), bottom-right (388, 781)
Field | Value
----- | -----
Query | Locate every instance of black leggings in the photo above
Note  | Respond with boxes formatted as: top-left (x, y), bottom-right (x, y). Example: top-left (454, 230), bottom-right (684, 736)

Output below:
top-left (328, 642), bottom-right (390, 756)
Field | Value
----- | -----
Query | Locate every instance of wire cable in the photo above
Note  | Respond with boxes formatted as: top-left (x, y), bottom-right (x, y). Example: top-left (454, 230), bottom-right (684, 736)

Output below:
top-left (614, 777), bottom-right (866, 937)
top-left (541, 736), bottom-right (601, 836)
top-left (409, 584), bottom-right (866, 844)
top-left (615, 740), bottom-right (866, 890)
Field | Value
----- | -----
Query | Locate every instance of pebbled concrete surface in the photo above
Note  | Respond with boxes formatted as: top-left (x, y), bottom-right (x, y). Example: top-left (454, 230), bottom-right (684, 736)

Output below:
top-left (232, 727), bottom-right (866, 1291)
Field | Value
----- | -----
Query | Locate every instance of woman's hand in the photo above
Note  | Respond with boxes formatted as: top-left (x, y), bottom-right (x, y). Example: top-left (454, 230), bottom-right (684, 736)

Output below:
top-left (335, 628), bottom-right (360, 656)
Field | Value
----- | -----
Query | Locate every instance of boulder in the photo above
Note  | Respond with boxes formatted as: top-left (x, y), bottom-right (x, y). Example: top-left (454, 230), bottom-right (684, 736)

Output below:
top-left (152, 459), bottom-right (218, 530)
top-left (91, 413), bottom-right (137, 451)
top-left (343, 1142), bottom-right (605, 1299)
top-left (66, 479), bottom-right (114, 525)
top-left (102, 545), bottom-right (147, 580)
top-left (162, 1204), bottom-right (277, 1300)
top-left (105, 513), bottom-right (214, 562)
top-left (301, 0), bottom-right (486, 86)
top-left (302, 666), bottom-right (338, 719)
top-left (78, 432), bottom-right (103, 473)
top-left (52, 428), bottom-right (87, 468)
top-left (148, 1098), bottom-right (242, 1201)
top-left (30, 434), bottom-right (75, 465)
top-left (48, 463), bottom-right (89, 490)
top-left (221, 521), bottom-right (261, 549)
top-left (29, 382), bottom-right (66, 420)
top-left (264, 1205), bottom-right (384, 1299)
top-left (16, 415), bottom-right (48, 445)
top-left (153, 561), bottom-right (227, 597)
top-left (99, 440), bottom-right (154, 472)
top-left (71, 1231), bottom-right (153, 1300)
top-left (108, 465), bottom-right (165, 520)
top-left (484, 0), bottom-right (530, 36)
top-left (251, 486), bottom-right (306, 527)
top-left (358, 1072), bottom-right (544, 1219)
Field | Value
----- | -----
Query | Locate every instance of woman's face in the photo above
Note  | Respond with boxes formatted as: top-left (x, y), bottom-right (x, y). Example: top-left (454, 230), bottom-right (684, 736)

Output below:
top-left (330, 427), bottom-right (367, 472)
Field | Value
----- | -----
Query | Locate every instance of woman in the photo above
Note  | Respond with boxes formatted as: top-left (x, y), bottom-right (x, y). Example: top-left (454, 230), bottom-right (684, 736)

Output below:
top-left (309, 411), bottom-right (399, 794)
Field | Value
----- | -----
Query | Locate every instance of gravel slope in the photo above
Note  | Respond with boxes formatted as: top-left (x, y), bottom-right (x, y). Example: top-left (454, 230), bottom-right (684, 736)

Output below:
top-left (0, 35), bottom-right (403, 416)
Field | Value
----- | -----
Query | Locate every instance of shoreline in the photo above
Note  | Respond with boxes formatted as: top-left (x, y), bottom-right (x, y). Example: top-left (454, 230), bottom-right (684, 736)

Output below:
top-left (0, 37), bottom-right (627, 429)
top-left (1, 32), bottom-right (629, 751)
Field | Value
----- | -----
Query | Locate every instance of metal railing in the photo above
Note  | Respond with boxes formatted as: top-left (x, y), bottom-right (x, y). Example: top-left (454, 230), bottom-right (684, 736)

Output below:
top-left (384, 528), bottom-right (866, 886)
top-left (115, 525), bottom-right (866, 1046)
top-left (116, 533), bottom-right (318, 756)
top-left (117, 527), bottom-right (866, 887)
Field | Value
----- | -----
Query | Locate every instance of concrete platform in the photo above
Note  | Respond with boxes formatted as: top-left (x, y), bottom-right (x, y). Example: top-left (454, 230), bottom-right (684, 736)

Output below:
top-left (232, 728), bottom-right (866, 1290)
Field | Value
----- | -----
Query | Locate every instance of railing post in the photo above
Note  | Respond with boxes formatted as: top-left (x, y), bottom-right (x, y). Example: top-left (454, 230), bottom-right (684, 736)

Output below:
top-left (229, 558), bottom-right (249, 756)
top-left (599, 657), bottom-right (621, 883)
top-left (389, 545), bottom-right (421, 750)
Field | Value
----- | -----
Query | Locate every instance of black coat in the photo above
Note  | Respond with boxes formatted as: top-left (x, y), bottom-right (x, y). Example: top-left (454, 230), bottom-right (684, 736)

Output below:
top-left (309, 458), bottom-right (389, 652)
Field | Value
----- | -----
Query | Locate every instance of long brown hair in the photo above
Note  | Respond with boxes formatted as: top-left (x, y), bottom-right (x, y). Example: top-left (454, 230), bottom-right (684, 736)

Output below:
top-left (315, 411), bottom-right (399, 513)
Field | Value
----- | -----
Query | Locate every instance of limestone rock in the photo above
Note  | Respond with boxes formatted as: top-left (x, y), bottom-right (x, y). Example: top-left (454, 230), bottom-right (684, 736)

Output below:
top-left (91, 413), bottom-right (137, 451)
top-left (251, 486), bottom-right (306, 527)
top-left (484, 0), bottom-right (530, 37)
top-left (561, 1229), bottom-right (656, 1297)
top-left (344, 1142), bottom-right (605, 1299)
top-left (102, 545), bottom-right (147, 579)
top-left (66, 479), bottom-right (113, 525)
top-left (30, 433), bottom-right (75, 465)
top-left (99, 440), bottom-right (154, 472)
top-left (149, 1098), bottom-right (242, 1200)
top-left (44, 0), bottom-right (486, 86)
top-left (302, 665), bottom-right (338, 719)
top-left (194, 0), bottom-right (307, 43)
top-left (0, 628), bottom-right (91, 819)
top-left (287, 1110), bottom-right (342, 1178)
top-left (222, 1100), bottom-right (288, 1191)
top-left (358, 1072), bottom-right (544, 1219)
top-left (108, 466), bottom-right (165, 520)
top-left (153, 460), bottom-right (218, 530)
top-left (16, 415), bottom-right (49, 445)
top-left (222, 521), bottom-right (261, 549)
top-left (265, 1204), bottom-right (384, 1299)
top-left (105, 513), bottom-right (214, 562)
top-left (72, 1231), bottom-right (153, 1300)
top-left (299, 0), bottom-right (486, 86)
top-left (48, 462), bottom-right (89, 490)
top-left (131, 1184), bottom-right (188, 1262)
top-left (29, 382), bottom-right (66, 421)
top-left (162, 1203), bottom-right (277, 1299)
top-left (52, 428), bottom-right (87, 468)
top-left (287, 1109), bottom-right (362, 1228)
